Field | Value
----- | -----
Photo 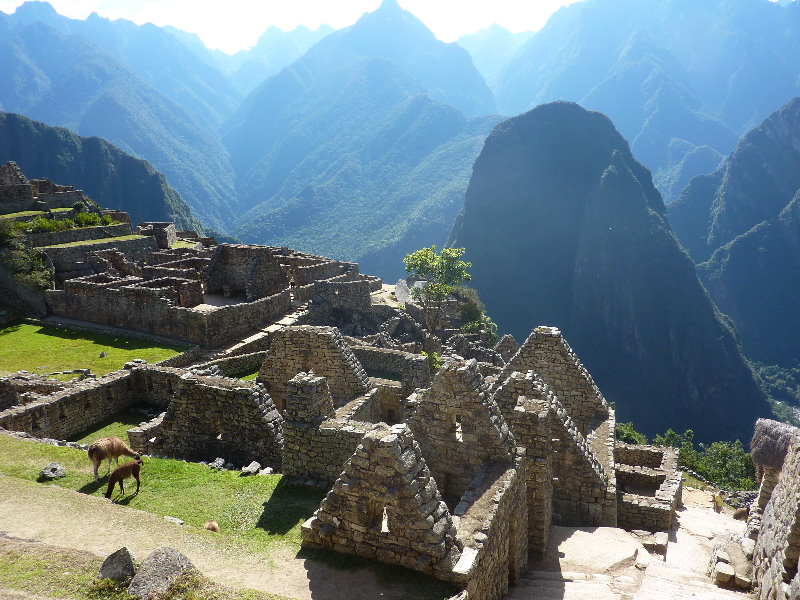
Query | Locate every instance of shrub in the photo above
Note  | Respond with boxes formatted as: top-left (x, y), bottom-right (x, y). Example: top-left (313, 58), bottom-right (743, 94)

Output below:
top-left (421, 350), bottom-right (442, 374)
top-left (616, 421), bottom-right (648, 445)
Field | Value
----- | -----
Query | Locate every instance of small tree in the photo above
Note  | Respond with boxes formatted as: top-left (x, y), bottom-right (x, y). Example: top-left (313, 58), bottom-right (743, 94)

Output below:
top-left (403, 245), bottom-right (471, 341)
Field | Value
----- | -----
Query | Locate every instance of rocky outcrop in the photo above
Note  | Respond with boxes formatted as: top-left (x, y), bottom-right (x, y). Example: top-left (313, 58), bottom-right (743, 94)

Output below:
top-left (448, 101), bottom-right (768, 442)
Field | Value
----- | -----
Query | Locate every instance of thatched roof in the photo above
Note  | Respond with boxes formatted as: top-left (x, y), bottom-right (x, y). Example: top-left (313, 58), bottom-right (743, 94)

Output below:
top-left (750, 418), bottom-right (800, 469)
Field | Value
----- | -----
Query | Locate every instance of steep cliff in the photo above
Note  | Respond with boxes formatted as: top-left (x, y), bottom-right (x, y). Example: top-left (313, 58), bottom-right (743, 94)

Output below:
top-left (669, 97), bottom-right (800, 370)
top-left (0, 112), bottom-right (202, 231)
top-left (448, 101), bottom-right (768, 442)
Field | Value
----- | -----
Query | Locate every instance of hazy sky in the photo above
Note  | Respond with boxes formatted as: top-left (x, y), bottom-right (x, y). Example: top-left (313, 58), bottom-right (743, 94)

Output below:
top-left (0, 0), bottom-right (582, 53)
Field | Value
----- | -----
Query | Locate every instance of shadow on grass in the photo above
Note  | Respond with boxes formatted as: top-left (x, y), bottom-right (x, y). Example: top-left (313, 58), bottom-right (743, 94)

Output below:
top-left (67, 408), bottom-right (146, 443)
top-left (256, 478), bottom-right (326, 536)
top-left (30, 324), bottom-right (186, 352)
top-left (0, 323), bottom-right (22, 336)
top-left (298, 547), bottom-right (457, 600)
top-left (77, 477), bottom-right (107, 495)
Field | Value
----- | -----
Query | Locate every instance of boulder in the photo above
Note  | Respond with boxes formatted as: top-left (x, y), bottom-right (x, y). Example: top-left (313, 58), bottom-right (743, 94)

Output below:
top-left (127, 547), bottom-right (195, 599)
top-left (99, 547), bottom-right (136, 582)
top-left (240, 461), bottom-right (261, 476)
top-left (38, 463), bottom-right (66, 480)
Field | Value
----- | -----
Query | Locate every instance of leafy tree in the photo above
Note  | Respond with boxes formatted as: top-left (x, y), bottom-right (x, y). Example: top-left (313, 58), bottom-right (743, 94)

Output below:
top-left (403, 245), bottom-right (471, 341)
top-left (616, 421), bottom-right (648, 445)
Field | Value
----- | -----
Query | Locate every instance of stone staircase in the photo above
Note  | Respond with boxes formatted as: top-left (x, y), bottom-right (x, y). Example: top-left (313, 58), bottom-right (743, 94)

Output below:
top-left (214, 299), bottom-right (310, 357)
top-left (506, 562), bottom-right (750, 600)
top-left (506, 570), bottom-right (630, 600)
top-left (633, 561), bottom-right (749, 600)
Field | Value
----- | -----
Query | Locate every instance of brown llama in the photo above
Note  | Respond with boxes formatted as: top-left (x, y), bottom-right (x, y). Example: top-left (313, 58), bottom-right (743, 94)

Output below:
top-left (88, 436), bottom-right (139, 481)
top-left (204, 520), bottom-right (220, 533)
top-left (105, 458), bottom-right (143, 500)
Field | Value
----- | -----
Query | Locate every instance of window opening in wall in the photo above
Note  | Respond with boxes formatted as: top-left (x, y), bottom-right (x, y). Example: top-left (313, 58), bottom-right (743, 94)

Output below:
top-left (455, 415), bottom-right (463, 442)
top-left (381, 507), bottom-right (390, 534)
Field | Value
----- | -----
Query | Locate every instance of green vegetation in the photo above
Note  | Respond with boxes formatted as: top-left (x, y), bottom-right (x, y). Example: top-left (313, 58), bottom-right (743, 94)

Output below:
top-left (614, 421), bottom-right (757, 490)
top-left (421, 350), bottom-right (442, 374)
top-left (41, 234), bottom-right (147, 249)
top-left (0, 210), bottom-right (47, 220)
top-left (236, 370), bottom-right (260, 381)
top-left (0, 434), bottom-right (321, 552)
top-left (452, 285), bottom-right (498, 345)
top-left (68, 410), bottom-right (146, 446)
top-left (0, 323), bottom-right (186, 376)
top-left (403, 245), bottom-right (471, 342)
top-left (0, 219), bottom-right (53, 290)
top-left (615, 421), bottom-right (648, 445)
top-left (12, 212), bottom-right (119, 234)
top-left (171, 239), bottom-right (199, 249)
top-left (0, 435), bottom-right (455, 599)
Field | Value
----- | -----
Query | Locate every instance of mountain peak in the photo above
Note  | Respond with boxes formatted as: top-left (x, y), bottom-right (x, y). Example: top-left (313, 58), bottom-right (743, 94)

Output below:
top-left (14, 1), bottom-right (57, 19)
top-left (377, 0), bottom-right (403, 12)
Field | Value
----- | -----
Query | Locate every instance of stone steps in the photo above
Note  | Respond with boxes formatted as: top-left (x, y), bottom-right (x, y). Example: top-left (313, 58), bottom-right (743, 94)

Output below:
top-left (506, 571), bottom-right (625, 600)
top-left (216, 300), bottom-right (310, 357)
top-left (633, 561), bottom-right (748, 600)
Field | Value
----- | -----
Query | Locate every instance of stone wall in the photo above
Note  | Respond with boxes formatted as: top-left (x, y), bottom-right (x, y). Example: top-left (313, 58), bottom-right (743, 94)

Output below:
top-left (137, 222), bottom-right (176, 249)
top-left (498, 371), bottom-right (554, 557)
top-left (312, 280), bottom-right (372, 312)
top-left (0, 370), bottom-right (135, 439)
top-left (615, 444), bottom-right (682, 533)
top-left (194, 352), bottom-right (267, 378)
top-left (258, 326), bottom-right (371, 411)
top-left (28, 224), bottom-right (133, 248)
top-left (43, 236), bottom-right (158, 278)
top-left (548, 394), bottom-right (617, 527)
top-left (301, 424), bottom-right (462, 578)
top-left (405, 359), bottom-right (515, 510)
top-left (46, 279), bottom-right (291, 347)
top-left (451, 456), bottom-right (528, 600)
top-left (754, 437), bottom-right (800, 600)
top-left (498, 326), bottom-right (609, 437)
top-left (282, 373), bottom-right (378, 481)
top-left (133, 367), bottom-right (283, 468)
top-left (205, 244), bottom-right (290, 300)
top-left (291, 260), bottom-right (350, 286)
top-left (350, 345), bottom-right (430, 398)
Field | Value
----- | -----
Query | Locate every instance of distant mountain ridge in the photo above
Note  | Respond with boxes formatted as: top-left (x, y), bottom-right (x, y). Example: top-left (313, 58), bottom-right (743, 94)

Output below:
top-left (0, 111), bottom-right (202, 231)
top-left (448, 101), bottom-right (768, 442)
top-left (669, 96), bottom-right (800, 370)
top-left (222, 0), bottom-right (500, 278)
top-left (491, 0), bottom-right (800, 203)
top-left (0, 17), bottom-right (238, 229)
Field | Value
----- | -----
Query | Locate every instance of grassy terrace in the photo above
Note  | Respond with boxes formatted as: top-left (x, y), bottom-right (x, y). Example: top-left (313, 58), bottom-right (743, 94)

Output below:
top-left (0, 433), bottom-right (456, 600)
top-left (40, 234), bottom-right (146, 248)
top-left (0, 323), bottom-right (186, 376)
top-left (172, 239), bottom-right (199, 248)
top-left (0, 208), bottom-right (73, 220)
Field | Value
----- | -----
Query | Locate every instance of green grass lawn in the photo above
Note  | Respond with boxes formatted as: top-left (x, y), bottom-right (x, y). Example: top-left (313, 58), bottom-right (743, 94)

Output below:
top-left (0, 433), bottom-right (457, 600)
top-left (236, 370), bottom-right (260, 381)
top-left (68, 409), bottom-right (147, 445)
top-left (0, 434), bottom-right (322, 553)
top-left (0, 210), bottom-right (46, 220)
top-left (171, 239), bottom-right (199, 249)
top-left (41, 234), bottom-right (146, 249)
top-left (0, 323), bottom-right (187, 376)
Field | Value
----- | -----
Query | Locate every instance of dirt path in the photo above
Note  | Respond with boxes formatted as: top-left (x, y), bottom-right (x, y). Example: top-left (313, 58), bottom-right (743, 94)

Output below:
top-left (0, 475), bottom-right (416, 600)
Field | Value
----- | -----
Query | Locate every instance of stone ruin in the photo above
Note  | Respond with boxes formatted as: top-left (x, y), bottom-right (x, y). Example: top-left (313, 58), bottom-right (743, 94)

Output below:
top-left (0, 161), bottom-right (85, 214)
top-left (0, 167), bottom-right (694, 599)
